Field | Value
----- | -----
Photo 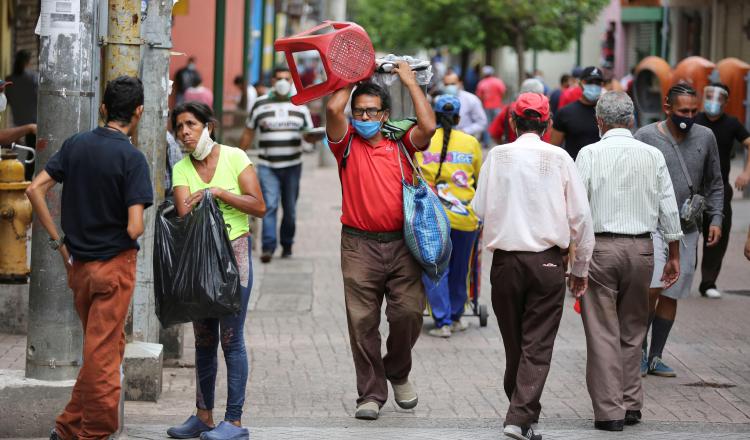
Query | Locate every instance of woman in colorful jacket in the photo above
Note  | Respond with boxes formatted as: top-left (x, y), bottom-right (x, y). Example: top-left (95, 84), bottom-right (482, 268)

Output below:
top-left (416, 95), bottom-right (483, 337)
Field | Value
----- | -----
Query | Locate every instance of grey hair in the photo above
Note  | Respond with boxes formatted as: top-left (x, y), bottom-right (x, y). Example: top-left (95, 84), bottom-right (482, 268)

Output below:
top-left (520, 78), bottom-right (545, 94)
top-left (595, 91), bottom-right (634, 127)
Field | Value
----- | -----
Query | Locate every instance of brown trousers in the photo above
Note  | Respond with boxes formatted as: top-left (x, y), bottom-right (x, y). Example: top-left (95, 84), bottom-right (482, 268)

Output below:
top-left (56, 249), bottom-right (137, 440)
top-left (581, 236), bottom-right (653, 421)
top-left (490, 247), bottom-right (565, 427)
top-left (340, 231), bottom-right (425, 407)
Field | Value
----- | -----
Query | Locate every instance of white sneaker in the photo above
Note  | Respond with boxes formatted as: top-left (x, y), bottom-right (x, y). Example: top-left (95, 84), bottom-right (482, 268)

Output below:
top-left (451, 319), bottom-right (468, 332)
top-left (428, 325), bottom-right (451, 338)
top-left (392, 380), bottom-right (418, 409)
top-left (503, 424), bottom-right (542, 440)
top-left (354, 401), bottom-right (379, 420)
top-left (705, 288), bottom-right (722, 299)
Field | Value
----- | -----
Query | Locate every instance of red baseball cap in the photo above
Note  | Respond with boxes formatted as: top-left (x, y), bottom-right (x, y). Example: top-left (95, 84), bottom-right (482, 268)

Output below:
top-left (513, 93), bottom-right (550, 122)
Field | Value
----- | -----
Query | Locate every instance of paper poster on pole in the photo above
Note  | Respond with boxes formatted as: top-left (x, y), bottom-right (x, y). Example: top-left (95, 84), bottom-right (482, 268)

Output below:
top-left (39, 0), bottom-right (80, 36)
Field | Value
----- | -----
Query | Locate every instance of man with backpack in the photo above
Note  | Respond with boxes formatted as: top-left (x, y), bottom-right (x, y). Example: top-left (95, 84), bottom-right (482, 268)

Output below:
top-left (325, 61), bottom-right (436, 421)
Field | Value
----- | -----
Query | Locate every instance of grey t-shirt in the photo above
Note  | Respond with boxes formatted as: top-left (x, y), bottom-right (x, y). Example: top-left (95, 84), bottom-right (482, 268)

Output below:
top-left (634, 121), bottom-right (723, 231)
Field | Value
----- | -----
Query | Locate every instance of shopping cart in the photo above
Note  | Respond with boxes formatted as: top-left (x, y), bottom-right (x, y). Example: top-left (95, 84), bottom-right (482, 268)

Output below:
top-left (424, 228), bottom-right (489, 327)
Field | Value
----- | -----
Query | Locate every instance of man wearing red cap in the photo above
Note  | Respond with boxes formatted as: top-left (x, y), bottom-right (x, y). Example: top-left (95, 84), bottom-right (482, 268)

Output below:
top-left (473, 93), bottom-right (594, 440)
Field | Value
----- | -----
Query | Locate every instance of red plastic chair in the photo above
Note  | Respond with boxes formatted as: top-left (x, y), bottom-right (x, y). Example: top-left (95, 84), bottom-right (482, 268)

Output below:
top-left (274, 21), bottom-right (376, 105)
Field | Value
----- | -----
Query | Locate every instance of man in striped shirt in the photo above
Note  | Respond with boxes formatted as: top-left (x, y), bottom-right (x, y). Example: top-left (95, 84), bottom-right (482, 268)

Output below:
top-left (575, 91), bottom-right (682, 432)
top-left (240, 66), bottom-right (315, 263)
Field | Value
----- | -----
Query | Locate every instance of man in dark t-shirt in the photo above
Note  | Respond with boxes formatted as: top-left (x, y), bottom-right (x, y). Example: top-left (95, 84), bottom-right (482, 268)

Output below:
top-left (551, 66), bottom-right (604, 160)
top-left (695, 82), bottom-right (750, 298)
top-left (25, 76), bottom-right (152, 440)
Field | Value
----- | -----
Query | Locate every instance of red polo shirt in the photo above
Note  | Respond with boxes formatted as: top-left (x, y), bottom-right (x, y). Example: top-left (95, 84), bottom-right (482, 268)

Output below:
top-left (329, 125), bottom-right (422, 232)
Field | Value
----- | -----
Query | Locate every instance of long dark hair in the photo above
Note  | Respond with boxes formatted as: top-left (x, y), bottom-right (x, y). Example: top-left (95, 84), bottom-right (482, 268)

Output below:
top-left (435, 112), bottom-right (457, 182)
top-left (12, 50), bottom-right (31, 76)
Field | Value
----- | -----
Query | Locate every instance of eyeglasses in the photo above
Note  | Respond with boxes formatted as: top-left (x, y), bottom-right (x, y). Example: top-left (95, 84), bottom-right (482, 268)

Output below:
top-left (352, 107), bottom-right (384, 118)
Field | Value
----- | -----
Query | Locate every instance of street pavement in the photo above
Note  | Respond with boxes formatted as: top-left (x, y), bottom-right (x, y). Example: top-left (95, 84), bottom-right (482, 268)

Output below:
top-left (3, 153), bottom-right (750, 439)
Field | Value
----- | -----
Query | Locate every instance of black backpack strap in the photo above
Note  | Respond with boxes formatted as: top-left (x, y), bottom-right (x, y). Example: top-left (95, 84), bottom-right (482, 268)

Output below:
top-left (341, 135), bottom-right (354, 169)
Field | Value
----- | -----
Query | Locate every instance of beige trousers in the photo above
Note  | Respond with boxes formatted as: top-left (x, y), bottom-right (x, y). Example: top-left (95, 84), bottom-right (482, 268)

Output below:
top-left (581, 236), bottom-right (654, 421)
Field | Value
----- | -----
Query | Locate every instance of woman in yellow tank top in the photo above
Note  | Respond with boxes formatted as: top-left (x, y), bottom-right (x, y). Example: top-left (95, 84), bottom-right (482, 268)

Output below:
top-left (168, 101), bottom-right (265, 440)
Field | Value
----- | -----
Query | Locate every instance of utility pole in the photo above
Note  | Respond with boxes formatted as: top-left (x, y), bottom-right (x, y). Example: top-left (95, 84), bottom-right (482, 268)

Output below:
top-left (26, 0), bottom-right (100, 381)
top-left (101, 0), bottom-right (165, 402)
top-left (134, 0), bottom-right (174, 344)
top-left (104, 0), bottom-right (141, 82)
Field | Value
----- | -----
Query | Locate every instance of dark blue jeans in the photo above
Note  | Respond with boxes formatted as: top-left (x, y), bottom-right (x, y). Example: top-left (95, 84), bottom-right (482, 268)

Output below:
top-left (423, 229), bottom-right (479, 328)
top-left (257, 164), bottom-right (302, 253)
top-left (193, 236), bottom-right (252, 422)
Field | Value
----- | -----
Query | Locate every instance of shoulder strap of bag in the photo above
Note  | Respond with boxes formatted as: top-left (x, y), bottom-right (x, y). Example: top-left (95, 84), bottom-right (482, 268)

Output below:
top-left (397, 140), bottom-right (427, 184)
top-left (340, 134), bottom-right (354, 169)
top-left (660, 122), bottom-right (695, 194)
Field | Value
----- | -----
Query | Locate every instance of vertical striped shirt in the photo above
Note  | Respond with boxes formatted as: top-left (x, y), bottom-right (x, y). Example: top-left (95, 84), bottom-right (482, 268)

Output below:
top-left (575, 128), bottom-right (682, 241)
top-left (247, 95), bottom-right (313, 169)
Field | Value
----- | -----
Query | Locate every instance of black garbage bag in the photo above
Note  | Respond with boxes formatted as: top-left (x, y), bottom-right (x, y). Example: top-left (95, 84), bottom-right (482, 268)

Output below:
top-left (153, 190), bottom-right (241, 327)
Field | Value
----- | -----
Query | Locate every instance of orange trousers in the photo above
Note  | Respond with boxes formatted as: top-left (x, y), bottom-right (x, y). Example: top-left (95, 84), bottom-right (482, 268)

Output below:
top-left (55, 249), bottom-right (137, 440)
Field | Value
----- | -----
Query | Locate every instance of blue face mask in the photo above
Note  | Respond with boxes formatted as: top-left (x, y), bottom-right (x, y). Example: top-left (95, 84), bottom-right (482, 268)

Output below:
top-left (582, 84), bottom-right (602, 102)
top-left (704, 101), bottom-right (722, 117)
top-left (351, 118), bottom-right (382, 139)
top-left (444, 85), bottom-right (459, 96)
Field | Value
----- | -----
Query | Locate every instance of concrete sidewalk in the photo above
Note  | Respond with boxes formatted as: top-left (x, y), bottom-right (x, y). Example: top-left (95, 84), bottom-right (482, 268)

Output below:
top-left (2, 153), bottom-right (750, 439)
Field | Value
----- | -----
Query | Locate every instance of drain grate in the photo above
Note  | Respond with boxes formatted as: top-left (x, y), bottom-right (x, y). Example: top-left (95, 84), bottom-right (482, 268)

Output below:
top-left (683, 381), bottom-right (736, 389)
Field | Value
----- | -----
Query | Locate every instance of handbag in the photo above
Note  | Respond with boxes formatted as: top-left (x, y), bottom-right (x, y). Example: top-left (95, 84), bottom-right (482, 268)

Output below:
top-left (397, 141), bottom-right (452, 281)
top-left (663, 124), bottom-right (705, 228)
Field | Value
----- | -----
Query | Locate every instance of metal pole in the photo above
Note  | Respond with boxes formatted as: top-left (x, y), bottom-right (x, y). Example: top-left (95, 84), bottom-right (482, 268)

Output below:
top-left (661, 6), bottom-right (670, 60)
top-left (744, 71), bottom-right (750, 199)
top-left (319, 0), bottom-right (346, 168)
top-left (213, 0), bottom-right (227, 141)
top-left (132, 0), bottom-right (173, 344)
top-left (575, 14), bottom-right (582, 67)
top-left (243, 0), bottom-right (252, 84)
top-left (26, 0), bottom-right (100, 381)
top-left (104, 0), bottom-right (141, 82)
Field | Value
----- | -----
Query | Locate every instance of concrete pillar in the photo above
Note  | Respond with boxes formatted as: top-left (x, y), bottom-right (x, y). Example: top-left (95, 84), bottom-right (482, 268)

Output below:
top-left (26, 0), bottom-right (100, 382)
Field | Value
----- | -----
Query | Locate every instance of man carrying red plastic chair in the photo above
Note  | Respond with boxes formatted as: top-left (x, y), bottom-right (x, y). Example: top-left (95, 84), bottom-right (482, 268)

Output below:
top-left (325, 61), bottom-right (436, 421)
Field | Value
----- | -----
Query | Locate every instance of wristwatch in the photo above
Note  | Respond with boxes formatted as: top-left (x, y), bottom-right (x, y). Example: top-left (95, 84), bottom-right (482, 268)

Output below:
top-left (49, 235), bottom-right (65, 251)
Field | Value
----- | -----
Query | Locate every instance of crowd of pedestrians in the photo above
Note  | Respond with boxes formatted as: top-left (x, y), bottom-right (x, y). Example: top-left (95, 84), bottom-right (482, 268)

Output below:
top-left (19, 52), bottom-right (750, 440)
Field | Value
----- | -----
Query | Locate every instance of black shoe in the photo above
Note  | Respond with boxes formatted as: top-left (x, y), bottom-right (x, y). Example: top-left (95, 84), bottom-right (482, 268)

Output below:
top-left (260, 251), bottom-right (272, 263)
top-left (281, 246), bottom-right (292, 258)
top-left (594, 419), bottom-right (624, 431)
top-left (49, 429), bottom-right (61, 440)
top-left (625, 410), bottom-right (642, 425)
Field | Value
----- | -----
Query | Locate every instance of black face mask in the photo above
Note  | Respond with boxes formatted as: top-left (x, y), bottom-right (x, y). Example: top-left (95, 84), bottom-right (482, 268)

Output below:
top-left (671, 113), bottom-right (695, 133)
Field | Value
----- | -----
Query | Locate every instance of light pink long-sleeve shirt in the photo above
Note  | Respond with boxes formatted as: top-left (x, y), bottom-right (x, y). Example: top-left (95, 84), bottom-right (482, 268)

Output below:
top-left (472, 133), bottom-right (595, 277)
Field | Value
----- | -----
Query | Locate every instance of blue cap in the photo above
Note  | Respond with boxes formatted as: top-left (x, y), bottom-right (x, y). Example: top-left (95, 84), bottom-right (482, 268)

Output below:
top-left (434, 95), bottom-right (461, 116)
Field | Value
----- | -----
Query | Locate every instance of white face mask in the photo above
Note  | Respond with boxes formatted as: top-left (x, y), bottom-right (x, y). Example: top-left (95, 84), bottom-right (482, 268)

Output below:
top-left (190, 126), bottom-right (215, 161)
top-left (274, 79), bottom-right (291, 97)
top-left (0, 92), bottom-right (7, 113)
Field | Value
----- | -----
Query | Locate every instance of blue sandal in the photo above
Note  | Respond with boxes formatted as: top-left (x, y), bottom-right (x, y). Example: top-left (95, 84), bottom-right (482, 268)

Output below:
top-left (200, 421), bottom-right (249, 440)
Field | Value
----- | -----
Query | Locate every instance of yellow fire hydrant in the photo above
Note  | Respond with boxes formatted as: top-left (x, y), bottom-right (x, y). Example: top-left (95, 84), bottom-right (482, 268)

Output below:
top-left (0, 147), bottom-right (32, 283)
